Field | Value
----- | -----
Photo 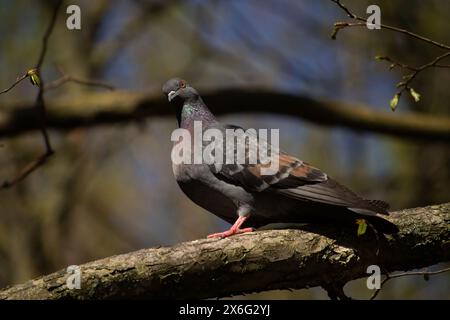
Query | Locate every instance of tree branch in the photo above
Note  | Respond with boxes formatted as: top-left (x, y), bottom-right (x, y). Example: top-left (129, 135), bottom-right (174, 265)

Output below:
top-left (330, 0), bottom-right (450, 110)
top-left (0, 202), bottom-right (448, 299)
top-left (331, 0), bottom-right (450, 50)
top-left (370, 267), bottom-right (450, 300)
top-left (381, 51), bottom-right (450, 110)
top-left (1, 89), bottom-right (449, 142)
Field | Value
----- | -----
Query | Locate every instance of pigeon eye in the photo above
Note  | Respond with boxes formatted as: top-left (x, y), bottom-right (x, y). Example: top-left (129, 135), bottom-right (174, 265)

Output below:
top-left (179, 81), bottom-right (186, 88)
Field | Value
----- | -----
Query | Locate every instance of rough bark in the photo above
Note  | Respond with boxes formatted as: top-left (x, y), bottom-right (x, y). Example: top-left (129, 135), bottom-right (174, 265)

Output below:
top-left (1, 89), bottom-right (449, 141)
top-left (0, 203), bottom-right (448, 300)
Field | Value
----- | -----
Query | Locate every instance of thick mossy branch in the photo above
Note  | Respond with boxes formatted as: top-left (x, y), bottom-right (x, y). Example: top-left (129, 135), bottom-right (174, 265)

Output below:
top-left (0, 203), bottom-right (448, 299)
top-left (1, 89), bottom-right (449, 142)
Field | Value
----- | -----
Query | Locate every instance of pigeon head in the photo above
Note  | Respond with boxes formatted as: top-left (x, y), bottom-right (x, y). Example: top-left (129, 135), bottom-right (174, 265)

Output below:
top-left (162, 78), bottom-right (199, 103)
top-left (163, 78), bottom-right (216, 128)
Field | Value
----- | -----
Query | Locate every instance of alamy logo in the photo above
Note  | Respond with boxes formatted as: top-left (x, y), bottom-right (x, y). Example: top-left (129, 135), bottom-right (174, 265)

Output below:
top-left (366, 265), bottom-right (381, 289)
top-left (366, 5), bottom-right (381, 30)
top-left (66, 265), bottom-right (81, 289)
top-left (171, 121), bottom-right (280, 175)
top-left (66, 5), bottom-right (81, 30)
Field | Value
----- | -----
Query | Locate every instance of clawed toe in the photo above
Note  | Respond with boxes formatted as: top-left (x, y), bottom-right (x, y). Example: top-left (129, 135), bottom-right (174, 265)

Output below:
top-left (207, 216), bottom-right (254, 238)
top-left (207, 227), bottom-right (253, 239)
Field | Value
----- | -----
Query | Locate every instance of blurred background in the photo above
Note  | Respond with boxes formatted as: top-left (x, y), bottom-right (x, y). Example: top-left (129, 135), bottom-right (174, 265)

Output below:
top-left (0, 0), bottom-right (449, 299)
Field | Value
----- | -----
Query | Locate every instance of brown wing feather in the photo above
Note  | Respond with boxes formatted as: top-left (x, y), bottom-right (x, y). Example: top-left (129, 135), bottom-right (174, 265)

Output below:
top-left (215, 158), bottom-right (389, 215)
top-left (212, 125), bottom-right (388, 215)
top-left (214, 153), bottom-right (327, 192)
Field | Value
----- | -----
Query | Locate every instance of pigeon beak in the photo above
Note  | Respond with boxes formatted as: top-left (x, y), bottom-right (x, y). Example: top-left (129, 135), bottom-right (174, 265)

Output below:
top-left (168, 90), bottom-right (178, 102)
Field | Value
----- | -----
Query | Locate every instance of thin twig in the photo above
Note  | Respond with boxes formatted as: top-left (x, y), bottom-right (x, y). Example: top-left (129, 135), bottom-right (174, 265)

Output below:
top-left (1, 0), bottom-right (62, 189)
top-left (330, 0), bottom-right (450, 109)
top-left (45, 73), bottom-right (115, 91)
top-left (0, 73), bottom-right (28, 95)
top-left (375, 56), bottom-right (419, 72)
top-left (370, 267), bottom-right (450, 300)
top-left (331, 0), bottom-right (450, 50)
top-left (1, 1), bottom-right (111, 189)
top-left (392, 51), bottom-right (450, 101)
top-left (1, 151), bottom-right (53, 188)
top-left (36, 0), bottom-right (62, 68)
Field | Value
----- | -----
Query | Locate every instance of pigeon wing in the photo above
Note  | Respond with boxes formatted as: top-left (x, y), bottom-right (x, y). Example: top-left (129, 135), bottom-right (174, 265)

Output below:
top-left (210, 125), bottom-right (389, 215)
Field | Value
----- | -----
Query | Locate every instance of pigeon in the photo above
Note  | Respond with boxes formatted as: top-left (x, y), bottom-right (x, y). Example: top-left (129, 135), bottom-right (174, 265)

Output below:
top-left (162, 78), bottom-right (398, 238)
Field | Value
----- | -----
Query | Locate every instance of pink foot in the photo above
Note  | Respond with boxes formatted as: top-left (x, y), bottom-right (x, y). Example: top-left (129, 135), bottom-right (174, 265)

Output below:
top-left (207, 216), bottom-right (253, 238)
top-left (207, 227), bottom-right (253, 238)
